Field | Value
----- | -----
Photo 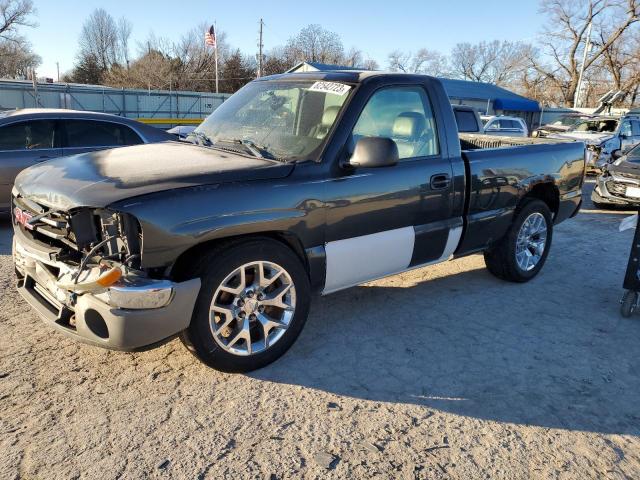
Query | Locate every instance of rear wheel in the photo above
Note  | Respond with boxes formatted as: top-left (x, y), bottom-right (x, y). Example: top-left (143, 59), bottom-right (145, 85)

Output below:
top-left (180, 239), bottom-right (311, 372)
top-left (484, 199), bottom-right (553, 282)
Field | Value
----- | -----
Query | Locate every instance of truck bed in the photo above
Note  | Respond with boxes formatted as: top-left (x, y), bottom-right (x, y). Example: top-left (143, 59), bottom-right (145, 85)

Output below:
top-left (459, 133), bottom-right (573, 151)
top-left (454, 134), bottom-right (586, 255)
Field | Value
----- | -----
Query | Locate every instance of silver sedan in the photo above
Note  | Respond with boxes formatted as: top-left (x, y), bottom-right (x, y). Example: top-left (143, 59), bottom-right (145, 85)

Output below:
top-left (0, 109), bottom-right (174, 213)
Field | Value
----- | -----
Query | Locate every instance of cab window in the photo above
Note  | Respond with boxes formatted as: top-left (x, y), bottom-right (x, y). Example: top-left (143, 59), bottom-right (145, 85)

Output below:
top-left (0, 120), bottom-right (57, 151)
top-left (454, 109), bottom-right (480, 133)
top-left (352, 86), bottom-right (439, 160)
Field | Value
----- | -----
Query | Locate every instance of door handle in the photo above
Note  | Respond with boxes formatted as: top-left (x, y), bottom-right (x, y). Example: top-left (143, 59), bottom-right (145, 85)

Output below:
top-left (430, 173), bottom-right (451, 190)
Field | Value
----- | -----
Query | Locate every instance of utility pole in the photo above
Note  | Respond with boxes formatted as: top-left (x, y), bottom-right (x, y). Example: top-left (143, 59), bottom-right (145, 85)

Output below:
top-left (257, 18), bottom-right (264, 78)
top-left (214, 22), bottom-right (219, 93)
top-left (56, 62), bottom-right (60, 82)
top-left (574, 20), bottom-right (593, 109)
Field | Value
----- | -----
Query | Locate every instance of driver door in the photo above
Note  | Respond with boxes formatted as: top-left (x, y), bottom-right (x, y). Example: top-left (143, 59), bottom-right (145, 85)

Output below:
top-left (322, 85), bottom-right (457, 294)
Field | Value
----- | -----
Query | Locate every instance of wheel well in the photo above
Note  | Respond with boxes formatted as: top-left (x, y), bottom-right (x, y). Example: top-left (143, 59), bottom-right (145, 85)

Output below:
top-left (522, 183), bottom-right (559, 218)
top-left (169, 232), bottom-right (309, 282)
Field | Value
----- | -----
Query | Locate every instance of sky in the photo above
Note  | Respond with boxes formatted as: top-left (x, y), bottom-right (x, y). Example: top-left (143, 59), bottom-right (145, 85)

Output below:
top-left (26, 0), bottom-right (545, 79)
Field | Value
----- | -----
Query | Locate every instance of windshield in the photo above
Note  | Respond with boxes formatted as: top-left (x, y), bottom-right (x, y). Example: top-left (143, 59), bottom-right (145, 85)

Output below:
top-left (195, 80), bottom-right (352, 161)
top-left (551, 116), bottom-right (581, 127)
top-left (569, 119), bottom-right (618, 133)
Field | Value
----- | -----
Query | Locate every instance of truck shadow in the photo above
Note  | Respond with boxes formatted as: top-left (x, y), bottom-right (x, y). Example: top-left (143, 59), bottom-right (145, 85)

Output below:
top-left (252, 263), bottom-right (640, 436)
top-left (0, 216), bottom-right (12, 255)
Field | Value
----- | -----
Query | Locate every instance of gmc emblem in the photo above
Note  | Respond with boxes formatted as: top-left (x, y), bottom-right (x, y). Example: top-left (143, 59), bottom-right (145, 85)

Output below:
top-left (14, 207), bottom-right (34, 230)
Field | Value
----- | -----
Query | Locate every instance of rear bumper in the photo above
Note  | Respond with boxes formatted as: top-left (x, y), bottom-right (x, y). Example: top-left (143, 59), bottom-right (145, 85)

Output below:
top-left (13, 230), bottom-right (200, 351)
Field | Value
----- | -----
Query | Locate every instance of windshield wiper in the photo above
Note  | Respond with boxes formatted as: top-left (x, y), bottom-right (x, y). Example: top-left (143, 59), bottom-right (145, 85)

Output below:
top-left (186, 131), bottom-right (213, 146)
top-left (216, 138), bottom-right (275, 159)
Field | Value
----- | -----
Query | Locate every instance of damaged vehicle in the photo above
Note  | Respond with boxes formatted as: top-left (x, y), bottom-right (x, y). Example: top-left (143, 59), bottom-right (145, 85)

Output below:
top-left (13, 71), bottom-right (585, 372)
top-left (549, 115), bottom-right (640, 173)
top-left (592, 145), bottom-right (640, 208)
top-left (531, 113), bottom-right (587, 138)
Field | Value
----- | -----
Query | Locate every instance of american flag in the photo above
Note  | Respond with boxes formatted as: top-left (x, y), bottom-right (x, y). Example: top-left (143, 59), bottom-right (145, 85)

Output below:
top-left (205, 25), bottom-right (216, 48)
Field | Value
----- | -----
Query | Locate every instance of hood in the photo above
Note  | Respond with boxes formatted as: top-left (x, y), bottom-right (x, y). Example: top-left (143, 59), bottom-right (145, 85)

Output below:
top-left (538, 124), bottom-right (571, 134)
top-left (14, 142), bottom-right (294, 211)
top-left (548, 131), bottom-right (615, 145)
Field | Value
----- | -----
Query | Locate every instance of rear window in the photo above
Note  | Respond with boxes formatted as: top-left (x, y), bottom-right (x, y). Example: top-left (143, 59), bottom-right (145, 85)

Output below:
top-left (454, 109), bottom-right (480, 133)
top-left (64, 120), bottom-right (143, 148)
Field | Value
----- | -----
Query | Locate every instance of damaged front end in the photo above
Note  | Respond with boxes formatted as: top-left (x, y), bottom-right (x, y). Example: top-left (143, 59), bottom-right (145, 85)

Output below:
top-left (12, 190), bottom-right (200, 350)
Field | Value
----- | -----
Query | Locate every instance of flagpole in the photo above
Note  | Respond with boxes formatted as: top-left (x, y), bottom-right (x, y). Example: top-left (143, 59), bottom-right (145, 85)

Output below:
top-left (214, 21), bottom-right (219, 94)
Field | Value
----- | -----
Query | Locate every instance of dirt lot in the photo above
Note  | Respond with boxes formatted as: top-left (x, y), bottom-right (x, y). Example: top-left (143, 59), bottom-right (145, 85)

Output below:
top-left (1, 181), bottom-right (640, 480)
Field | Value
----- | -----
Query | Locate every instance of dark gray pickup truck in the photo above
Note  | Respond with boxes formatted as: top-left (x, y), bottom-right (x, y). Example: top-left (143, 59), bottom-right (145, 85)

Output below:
top-left (11, 71), bottom-right (585, 372)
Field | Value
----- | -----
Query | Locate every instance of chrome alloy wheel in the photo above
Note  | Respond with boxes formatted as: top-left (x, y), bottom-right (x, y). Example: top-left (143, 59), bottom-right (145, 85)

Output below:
top-left (515, 212), bottom-right (548, 272)
top-left (209, 261), bottom-right (296, 356)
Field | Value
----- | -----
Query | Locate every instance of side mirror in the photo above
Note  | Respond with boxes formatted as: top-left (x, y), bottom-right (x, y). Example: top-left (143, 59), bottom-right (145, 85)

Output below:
top-left (612, 149), bottom-right (623, 160)
top-left (346, 137), bottom-right (399, 168)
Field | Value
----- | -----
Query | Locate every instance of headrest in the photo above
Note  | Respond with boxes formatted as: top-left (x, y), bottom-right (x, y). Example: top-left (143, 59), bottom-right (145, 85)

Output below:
top-left (392, 112), bottom-right (426, 139)
top-left (322, 106), bottom-right (341, 126)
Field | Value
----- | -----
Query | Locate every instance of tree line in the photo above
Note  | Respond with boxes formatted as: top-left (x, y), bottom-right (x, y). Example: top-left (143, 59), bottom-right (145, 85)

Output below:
top-left (2, 0), bottom-right (640, 107)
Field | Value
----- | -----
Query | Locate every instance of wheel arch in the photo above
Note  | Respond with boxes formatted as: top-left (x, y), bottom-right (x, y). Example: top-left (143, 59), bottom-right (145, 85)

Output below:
top-left (169, 231), bottom-right (311, 282)
top-left (521, 182), bottom-right (560, 219)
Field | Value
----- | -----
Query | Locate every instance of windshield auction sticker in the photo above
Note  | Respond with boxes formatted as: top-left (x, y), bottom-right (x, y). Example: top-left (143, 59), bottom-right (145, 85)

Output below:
top-left (308, 81), bottom-right (351, 96)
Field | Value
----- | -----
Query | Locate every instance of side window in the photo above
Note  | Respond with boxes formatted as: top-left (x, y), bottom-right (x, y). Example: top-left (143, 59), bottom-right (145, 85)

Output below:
top-left (632, 120), bottom-right (640, 137)
top-left (352, 86), bottom-right (439, 160)
top-left (485, 120), bottom-right (499, 131)
top-left (65, 120), bottom-right (143, 148)
top-left (0, 120), bottom-right (56, 151)
top-left (620, 121), bottom-right (633, 137)
top-left (454, 110), bottom-right (480, 133)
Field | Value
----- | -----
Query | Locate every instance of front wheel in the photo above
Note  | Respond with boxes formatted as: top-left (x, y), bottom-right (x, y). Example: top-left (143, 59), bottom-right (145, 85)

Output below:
top-left (484, 199), bottom-right (553, 282)
top-left (180, 239), bottom-right (311, 372)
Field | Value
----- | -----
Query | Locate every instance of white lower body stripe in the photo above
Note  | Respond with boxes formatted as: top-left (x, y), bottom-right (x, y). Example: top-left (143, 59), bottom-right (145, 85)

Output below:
top-left (322, 222), bottom-right (463, 295)
top-left (323, 226), bottom-right (414, 294)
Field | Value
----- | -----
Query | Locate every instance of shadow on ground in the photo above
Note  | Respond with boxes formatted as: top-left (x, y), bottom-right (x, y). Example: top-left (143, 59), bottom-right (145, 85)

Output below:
top-left (253, 256), bottom-right (640, 436)
top-left (0, 216), bottom-right (12, 255)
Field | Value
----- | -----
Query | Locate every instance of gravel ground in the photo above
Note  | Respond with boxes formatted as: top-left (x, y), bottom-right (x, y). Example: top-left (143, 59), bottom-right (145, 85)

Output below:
top-left (1, 181), bottom-right (640, 480)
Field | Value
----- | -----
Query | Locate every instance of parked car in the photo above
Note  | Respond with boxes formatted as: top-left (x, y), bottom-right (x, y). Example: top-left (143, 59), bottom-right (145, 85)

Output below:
top-left (167, 125), bottom-right (197, 140)
top-left (592, 145), bottom-right (640, 207)
top-left (481, 115), bottom-right (529, 137)
top-left (0, 109), bottom-right (174, 213)
top-left (452, 105), bottom-right (484, 133)
top-left (532, 114), bottom-right (587, 138)
top-left (548, 115), bottom-right (640, 172)
top-left (12, 72), bottom-right (585, 372)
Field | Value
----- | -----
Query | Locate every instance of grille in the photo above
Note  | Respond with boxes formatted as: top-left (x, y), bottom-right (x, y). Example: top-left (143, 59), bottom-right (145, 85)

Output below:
top-left (12, 195), bottom-right (79, 253)
top-left (605, 180), bottom-right (628, 197)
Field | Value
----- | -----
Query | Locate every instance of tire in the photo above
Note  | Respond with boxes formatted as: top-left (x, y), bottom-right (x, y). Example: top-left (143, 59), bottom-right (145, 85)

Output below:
top-left (483, 198), bottom-right (553, 283)
top-left (180, 238), bottom-right (311, 372)
top-left (621, 290), bottom-right (638, 318)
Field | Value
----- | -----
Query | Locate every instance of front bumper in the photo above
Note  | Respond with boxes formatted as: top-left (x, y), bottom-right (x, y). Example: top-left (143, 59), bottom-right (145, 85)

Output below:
top-left (13, 228), bottom-right (201, 351)
top-left (591, 177), bottom-right (640, 207)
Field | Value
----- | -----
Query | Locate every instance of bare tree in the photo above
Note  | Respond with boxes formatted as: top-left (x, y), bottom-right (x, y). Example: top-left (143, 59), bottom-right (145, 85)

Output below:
top-left (530, 0), bottom-right (640, 106)
top-left (0, 0), bottom-right (34, 41)
top-left (285, 24), bottom-right (345, 64)
top-left (0, 40), bottom-right (39, 77)
top-left (117, 17), bottom-right (132, 69)
top-left (449, 40), bottom-right (531, 84)
top-left (0, 0), bottom-right (39, 78)
top-left (77, 8), bottom-right (118, 72)
top-left (388, 48), bottom-right (449, 76)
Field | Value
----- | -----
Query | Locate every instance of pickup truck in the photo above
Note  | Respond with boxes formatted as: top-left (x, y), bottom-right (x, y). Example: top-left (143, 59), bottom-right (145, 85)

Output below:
top-left (11, 71), bottom-right (586, 372)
